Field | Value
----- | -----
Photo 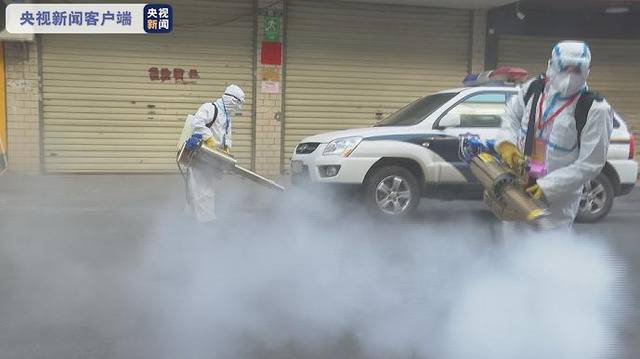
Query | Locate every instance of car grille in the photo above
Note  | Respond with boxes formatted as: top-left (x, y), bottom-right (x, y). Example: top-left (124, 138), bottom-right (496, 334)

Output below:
top-left (291, 165), bottom-right (310, 185)
top-left (295, 142), bottom-right (320, 154)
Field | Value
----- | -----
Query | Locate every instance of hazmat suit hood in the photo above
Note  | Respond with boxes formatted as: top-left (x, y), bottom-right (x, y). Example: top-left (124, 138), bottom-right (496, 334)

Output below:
top-left (545, 41), bottom-right (591, 98)
top-left (222, 84), bottom-right (246, 112)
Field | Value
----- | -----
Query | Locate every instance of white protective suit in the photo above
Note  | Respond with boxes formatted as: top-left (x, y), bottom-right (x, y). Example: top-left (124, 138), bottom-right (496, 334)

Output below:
top-left (191, 97), bottom-right (233, 149)
top-left (184, 84), bottom-right (245, 222)
top-left (496, 41), bottom-right (613, 227)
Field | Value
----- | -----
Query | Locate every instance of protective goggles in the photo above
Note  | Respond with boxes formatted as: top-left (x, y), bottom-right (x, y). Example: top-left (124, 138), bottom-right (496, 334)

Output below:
top-left (548, 58), bottom-right (590, 74)
top-left (224, 93), bottom-right (245, 104)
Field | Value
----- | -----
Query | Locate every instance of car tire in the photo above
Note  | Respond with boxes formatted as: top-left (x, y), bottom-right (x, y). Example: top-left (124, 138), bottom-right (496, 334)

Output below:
top-left (364, 165), bottom-right (421, 218)
top-left (575, 173), bottom-right (614, 223)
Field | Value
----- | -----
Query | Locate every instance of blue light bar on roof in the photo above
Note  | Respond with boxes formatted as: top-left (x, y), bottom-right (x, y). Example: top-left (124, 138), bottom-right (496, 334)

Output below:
top-left (463, 67), bottom-right (528, 87)
top-left (463, 70), bottom-right (493, 87)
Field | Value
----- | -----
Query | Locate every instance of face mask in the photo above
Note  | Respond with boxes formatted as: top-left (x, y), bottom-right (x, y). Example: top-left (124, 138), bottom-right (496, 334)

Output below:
top-left (223, 95), bottom-right (243, 112)
top-left (546, 59), bottom-right (589, 98)
top-left (222, 97), bottom-right (238, 112)
top-left (549, 71), bottom-right (587, 97)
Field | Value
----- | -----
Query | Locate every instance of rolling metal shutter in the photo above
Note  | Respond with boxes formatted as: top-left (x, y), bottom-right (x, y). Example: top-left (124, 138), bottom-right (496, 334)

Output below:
top-left (41, 0), bottom-right (254, 172)
top-left (498, 35), bottom-right (640, 152)
top-left (284, 0), bottom-right (471, 156)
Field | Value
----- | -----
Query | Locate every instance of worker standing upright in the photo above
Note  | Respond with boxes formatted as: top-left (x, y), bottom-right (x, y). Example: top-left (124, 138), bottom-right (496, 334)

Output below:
top-left (495, 41), bottom-right (613, 228)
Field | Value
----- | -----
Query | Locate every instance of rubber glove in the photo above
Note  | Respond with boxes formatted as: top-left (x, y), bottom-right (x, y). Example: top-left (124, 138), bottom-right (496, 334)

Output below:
top-left (466, 137), bottom-right (485, 154)
top-left (526, 184), bottom-right (544, 200)
top-left (203, 136), bottom-right (217, 149)
top-left (496, 141), bottom-right (524, 170)
top-left (185, 133), bottom-right (203, 150)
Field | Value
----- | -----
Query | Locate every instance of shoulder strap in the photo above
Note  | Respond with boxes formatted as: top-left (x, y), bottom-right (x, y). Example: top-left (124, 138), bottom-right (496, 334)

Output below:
top-left (574, 91), bottom-right (602, 147)
top-left (524, 75), bottom-right (545, 105)
top-left (205, 103), bottom-right (219, 128)
top-left (523, 76), bottom-right (545, 157)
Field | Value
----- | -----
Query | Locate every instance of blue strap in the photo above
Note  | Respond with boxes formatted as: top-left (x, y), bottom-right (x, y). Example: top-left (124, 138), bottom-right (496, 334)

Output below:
top-left (581, 43), bottom-right (588, 58)
top-left (547, 140), bottom-right (577, 152)
top-left (221, 100), bottom-right (230, 147)
top-left (553, 45), bottom-right (564, 69)
top-left (542, 93), bottom-right (560, 121)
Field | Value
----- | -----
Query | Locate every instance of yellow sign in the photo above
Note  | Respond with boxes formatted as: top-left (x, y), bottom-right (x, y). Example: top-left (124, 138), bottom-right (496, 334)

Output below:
top-left (261, 67), bottom-right (280, 81)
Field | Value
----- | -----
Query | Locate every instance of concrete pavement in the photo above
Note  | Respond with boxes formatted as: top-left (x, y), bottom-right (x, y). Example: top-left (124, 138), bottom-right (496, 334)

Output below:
top-left (0, 174), bottom-right (638, 359)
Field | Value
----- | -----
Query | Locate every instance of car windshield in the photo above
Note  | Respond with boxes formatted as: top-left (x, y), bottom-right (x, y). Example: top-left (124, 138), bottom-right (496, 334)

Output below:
top-left (375, 92), bottom-right (459, 127)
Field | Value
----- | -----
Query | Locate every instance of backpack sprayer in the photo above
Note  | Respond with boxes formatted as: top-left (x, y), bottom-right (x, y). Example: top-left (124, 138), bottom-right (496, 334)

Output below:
top-left (459, 134), bottom-right (553, 230)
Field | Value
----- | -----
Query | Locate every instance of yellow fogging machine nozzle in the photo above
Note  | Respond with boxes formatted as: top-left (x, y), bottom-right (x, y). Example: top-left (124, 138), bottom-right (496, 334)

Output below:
top-left (526, 208), bottom-right (547, 221)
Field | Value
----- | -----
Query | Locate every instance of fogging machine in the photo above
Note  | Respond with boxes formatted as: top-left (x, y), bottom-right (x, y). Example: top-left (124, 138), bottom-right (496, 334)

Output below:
top-left (176, 142), bottom-right (285, 192)
top-left (459, 135), bottom-right (552, 229)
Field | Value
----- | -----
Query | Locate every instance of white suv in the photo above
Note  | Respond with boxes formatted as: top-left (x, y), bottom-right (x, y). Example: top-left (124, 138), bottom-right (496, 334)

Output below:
top-left (290, 85), bottom-right (638, 222)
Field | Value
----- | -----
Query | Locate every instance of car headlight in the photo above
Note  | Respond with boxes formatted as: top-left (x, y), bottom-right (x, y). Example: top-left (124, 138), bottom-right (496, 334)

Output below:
top-left (323, 136), bottom-right (363, 157)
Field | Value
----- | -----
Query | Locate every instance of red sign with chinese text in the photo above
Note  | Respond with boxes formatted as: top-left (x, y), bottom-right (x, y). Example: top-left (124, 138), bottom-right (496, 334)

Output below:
top-left (148, 67), bottom-right (199, 84)
top-left (261, 42), bottom-right (282, 65)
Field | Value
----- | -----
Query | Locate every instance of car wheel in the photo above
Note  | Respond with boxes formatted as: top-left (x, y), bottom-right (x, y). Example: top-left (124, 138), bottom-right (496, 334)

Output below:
top-left (365, 165), bottom-right (420, 218)
top-left (575, 173), bottom-right (614, 223)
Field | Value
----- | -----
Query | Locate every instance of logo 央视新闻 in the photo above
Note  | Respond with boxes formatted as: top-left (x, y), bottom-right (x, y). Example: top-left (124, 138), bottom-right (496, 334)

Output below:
top-left (143, 4), bottom-right (172, 33)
